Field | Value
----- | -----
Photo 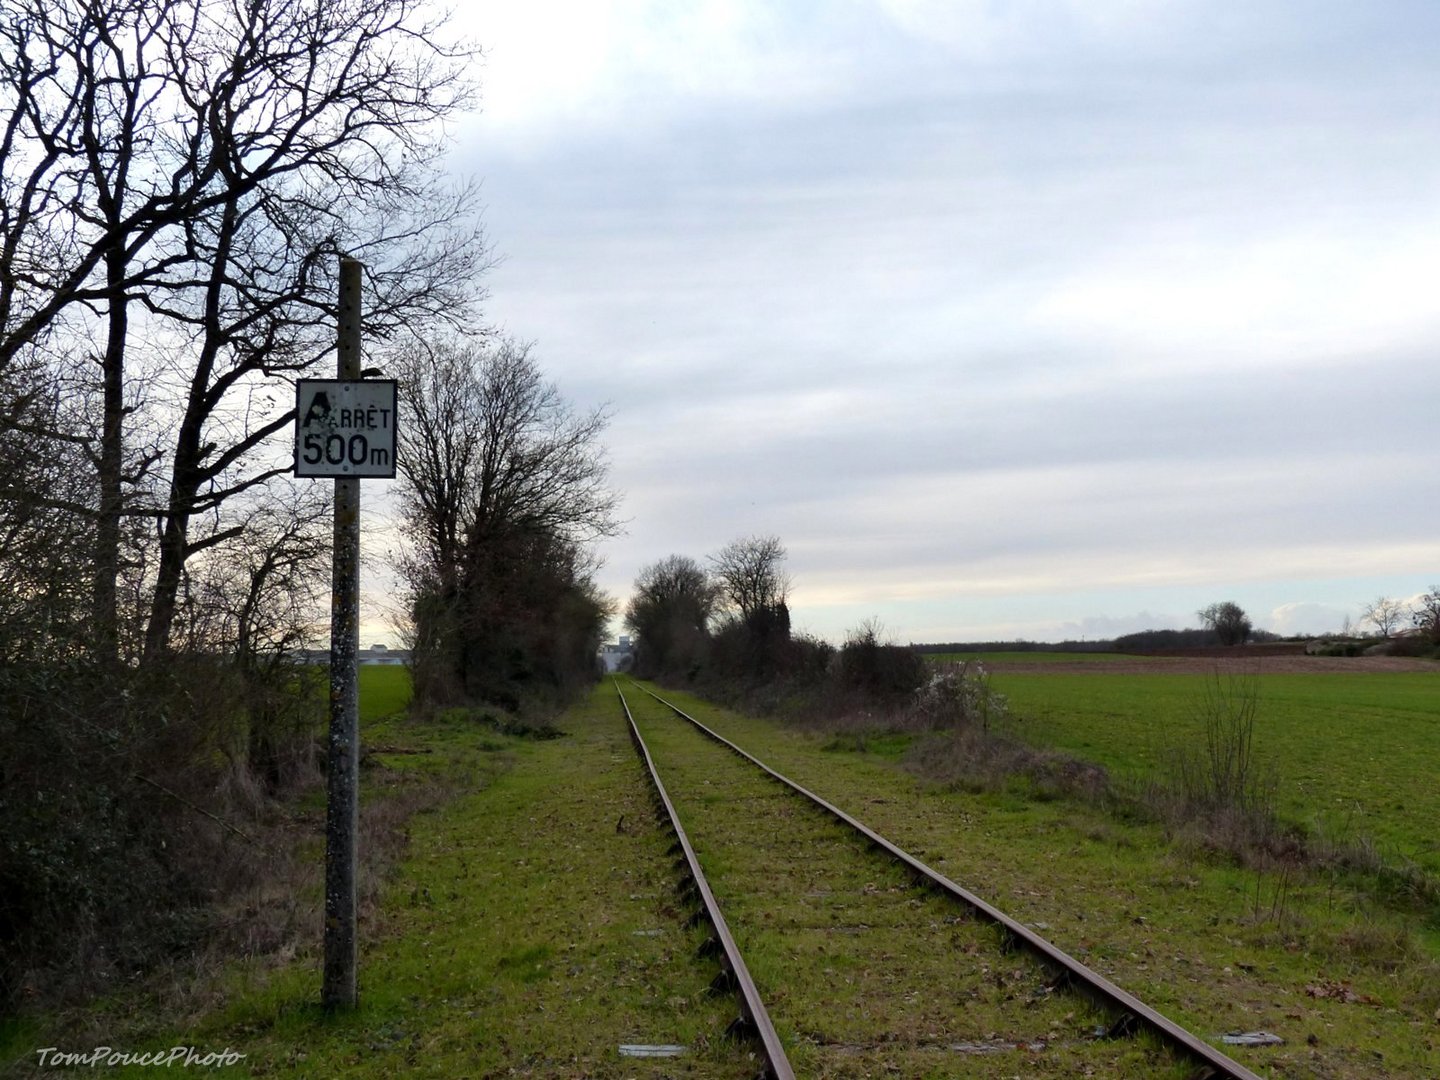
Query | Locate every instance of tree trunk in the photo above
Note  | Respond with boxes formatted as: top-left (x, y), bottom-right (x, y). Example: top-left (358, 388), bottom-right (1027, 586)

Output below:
top-left (93, 246), bottom-right (126, 662)
top-left (144, 498), bottom-right (191, 661)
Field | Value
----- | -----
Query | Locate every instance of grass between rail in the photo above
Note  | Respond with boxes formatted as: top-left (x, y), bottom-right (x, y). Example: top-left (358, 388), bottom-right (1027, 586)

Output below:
top-left (637, 682), bottom-right (1440, 1079)
top-left (624, 688), bottom-right (1193, 1078)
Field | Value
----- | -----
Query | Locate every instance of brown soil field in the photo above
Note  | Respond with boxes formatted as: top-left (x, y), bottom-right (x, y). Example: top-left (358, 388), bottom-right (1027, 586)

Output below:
top-left (984, 654), bottom-right (1440, 676)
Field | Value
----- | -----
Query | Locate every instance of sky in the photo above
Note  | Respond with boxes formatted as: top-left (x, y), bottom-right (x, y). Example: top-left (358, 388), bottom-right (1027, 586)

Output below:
top-left (362, 1), bottom-right (1440, 646)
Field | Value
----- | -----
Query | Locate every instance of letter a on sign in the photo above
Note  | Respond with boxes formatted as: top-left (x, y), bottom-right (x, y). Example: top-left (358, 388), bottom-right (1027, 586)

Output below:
top-left (294, 379), bottom-right (398, 479)
top-left (303, 392), bottom-right (334, 429)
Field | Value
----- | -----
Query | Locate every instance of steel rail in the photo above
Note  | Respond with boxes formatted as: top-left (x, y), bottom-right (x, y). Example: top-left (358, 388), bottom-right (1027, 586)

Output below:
top-left (617, 686), bottom-right (795, 1080)
top-left (635, 682), bottom-right (1264, 1080)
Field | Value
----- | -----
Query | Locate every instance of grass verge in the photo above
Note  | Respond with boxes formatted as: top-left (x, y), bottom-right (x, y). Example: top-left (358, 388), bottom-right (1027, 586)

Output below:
top-left (3, 681), bottom-right (758, 1078)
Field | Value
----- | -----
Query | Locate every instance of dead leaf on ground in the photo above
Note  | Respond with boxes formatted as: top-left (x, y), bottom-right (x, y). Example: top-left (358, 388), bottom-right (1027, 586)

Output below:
top-left (1304, 980), bottom-right (1382, 1006)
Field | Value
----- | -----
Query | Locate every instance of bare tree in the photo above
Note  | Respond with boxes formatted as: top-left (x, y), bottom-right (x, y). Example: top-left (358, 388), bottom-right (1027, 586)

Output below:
top-left (393, 337), bottom-right (620, 706)
top-left (182, 485), bottom-right (329, 664)
top-left (182, 483), bottom-right (329, 788)
top-left (392, 339), bottom-right (486, 601)
top-left (1361, 596), bottom-right (1406, 638)
top-left (1198, 601), bottom-right (1252, 646)
top-left (1412, 586), bottom-right (1440, 645)
top-left (0, 362), bottom-right (93, 663)
top-left (0, 0), bottom-right (488, 659)
top-left (0, 0), bottom-right (497, 1003)
top-left (710, 534), bottom-right (791, 626)
top-left (395, 337), bottom-right (618, 580)
top-left (708, 535), bottom-right (791, 677)
top-left (625, 555), bottom-right (717, 677)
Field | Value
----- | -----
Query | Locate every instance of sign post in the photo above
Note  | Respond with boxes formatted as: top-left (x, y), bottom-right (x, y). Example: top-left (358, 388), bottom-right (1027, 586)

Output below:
top-left (294, 258), bottom-right (398, 1011)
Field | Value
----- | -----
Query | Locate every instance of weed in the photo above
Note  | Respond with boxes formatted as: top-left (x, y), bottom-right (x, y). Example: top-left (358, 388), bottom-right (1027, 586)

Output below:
top-left (1249, 864), bottom-right (1297, 927)
top-left (1171, 667), bottom-right (1271, 817)
top-left (909, 725), bottom-right (1109, 804)
top-left (432, 705), bottom-right (565, 740)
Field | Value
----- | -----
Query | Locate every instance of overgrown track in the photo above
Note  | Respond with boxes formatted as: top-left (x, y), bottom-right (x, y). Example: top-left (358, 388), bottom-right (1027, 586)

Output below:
top-left (620, 681), bottom-right (1266, 1080)
top-left (619, 686), bottom-right (795, 1080)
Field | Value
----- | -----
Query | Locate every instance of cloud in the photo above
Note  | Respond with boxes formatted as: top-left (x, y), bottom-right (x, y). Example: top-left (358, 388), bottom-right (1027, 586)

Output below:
top-left (1034, 219), bottom-right (1440, 365)
top-left (453, 1), bottom-right (1440, 644)
top-left (874, 0), bottom-right (1188, 59)
top-left (459, 0), bottom-right (882, 141)
top-left (1267, 602), bottom-right (1353, 638)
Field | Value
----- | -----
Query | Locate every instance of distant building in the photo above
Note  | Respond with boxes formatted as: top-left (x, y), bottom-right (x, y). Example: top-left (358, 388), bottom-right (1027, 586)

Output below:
top-left (599, 636), bottom-right (633, 673)
top-left (361, 643), bottom-right (408, 666)
top-left (295, 643), bottom-right (411, 666)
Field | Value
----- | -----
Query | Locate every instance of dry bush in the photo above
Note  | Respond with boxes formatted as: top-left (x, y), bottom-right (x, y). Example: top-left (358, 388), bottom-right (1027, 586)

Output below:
top-left (1146, 667), bottom-right (1298, 864)
top-left (761, 650), bottom-right (1004, 740)
top-left (900, 663), bottom-right (1109, 800)
top-left (1174, 669), bottom-right (1266, 811)
top-left (832, 621), bottom-right (929, 703)
top-left (910, 725), bottom-right (1110, 802)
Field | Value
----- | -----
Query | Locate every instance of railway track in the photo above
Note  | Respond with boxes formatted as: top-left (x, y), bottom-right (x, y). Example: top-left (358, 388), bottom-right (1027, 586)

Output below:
top-left (618, 681), bottom-right (1266, 1079)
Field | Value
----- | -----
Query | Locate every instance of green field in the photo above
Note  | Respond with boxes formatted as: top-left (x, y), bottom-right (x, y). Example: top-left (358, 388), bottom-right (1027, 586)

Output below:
top-left (991, 669), bottom-right (1440, 875)
top-left (359, 664), bottom-right (413, 722)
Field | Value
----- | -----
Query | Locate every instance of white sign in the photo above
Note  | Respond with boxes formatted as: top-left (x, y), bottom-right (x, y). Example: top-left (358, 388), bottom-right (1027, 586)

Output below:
top-left (294, 379), bottom-right (398, 478)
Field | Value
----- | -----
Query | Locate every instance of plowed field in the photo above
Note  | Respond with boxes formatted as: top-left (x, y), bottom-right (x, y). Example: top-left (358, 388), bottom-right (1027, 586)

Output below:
top-left (985, 653), bottom-right (1437, 675)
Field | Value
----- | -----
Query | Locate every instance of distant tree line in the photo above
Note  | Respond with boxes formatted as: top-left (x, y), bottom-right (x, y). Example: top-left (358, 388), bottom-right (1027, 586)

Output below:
top-left (626, 539), bottom-right (933, 707)
top-left (627, 535), bottom-right (803, 683)
top-left (1112, 626), bottom-right (1284, 651)
top-left (913, 588), bottom-right (1440, 657)
top-left (912, 640), bottom-right (1113, 655)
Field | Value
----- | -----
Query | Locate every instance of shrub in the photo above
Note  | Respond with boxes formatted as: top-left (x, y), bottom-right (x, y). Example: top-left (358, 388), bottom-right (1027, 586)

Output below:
top-left (909, 724), bottom-right (1107, 802)
top-left (1305, 639), bottom-right (1363, 657)
top-left (1387, 633), bottom-right (1439, 659)
top-left (0, 650), bottom-right (325, 1010)
top-left (833, 621), bottom-right (928, 702)
top-left (911, 661), bottom-right (1008, 732)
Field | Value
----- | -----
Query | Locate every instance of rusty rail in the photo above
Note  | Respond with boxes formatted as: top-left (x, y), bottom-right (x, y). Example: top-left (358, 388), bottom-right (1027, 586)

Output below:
top-left (634, 682), bottom-right (1264, 1080)
top-left (617, 685), bottom-right (795, 1080)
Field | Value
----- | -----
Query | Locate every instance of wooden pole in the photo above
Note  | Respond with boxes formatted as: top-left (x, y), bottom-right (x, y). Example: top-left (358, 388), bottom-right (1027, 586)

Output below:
top-left (323, 257), bottom-right (363, 1010)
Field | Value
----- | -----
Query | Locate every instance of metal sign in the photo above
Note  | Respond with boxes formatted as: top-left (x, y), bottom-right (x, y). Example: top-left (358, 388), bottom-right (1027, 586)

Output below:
top-left (294, 379), bottom-right (398, 478)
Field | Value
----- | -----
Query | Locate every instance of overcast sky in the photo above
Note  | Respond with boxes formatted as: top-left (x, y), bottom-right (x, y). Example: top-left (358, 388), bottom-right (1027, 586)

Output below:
top-left (376, 1), bottom-right (1440, 645)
